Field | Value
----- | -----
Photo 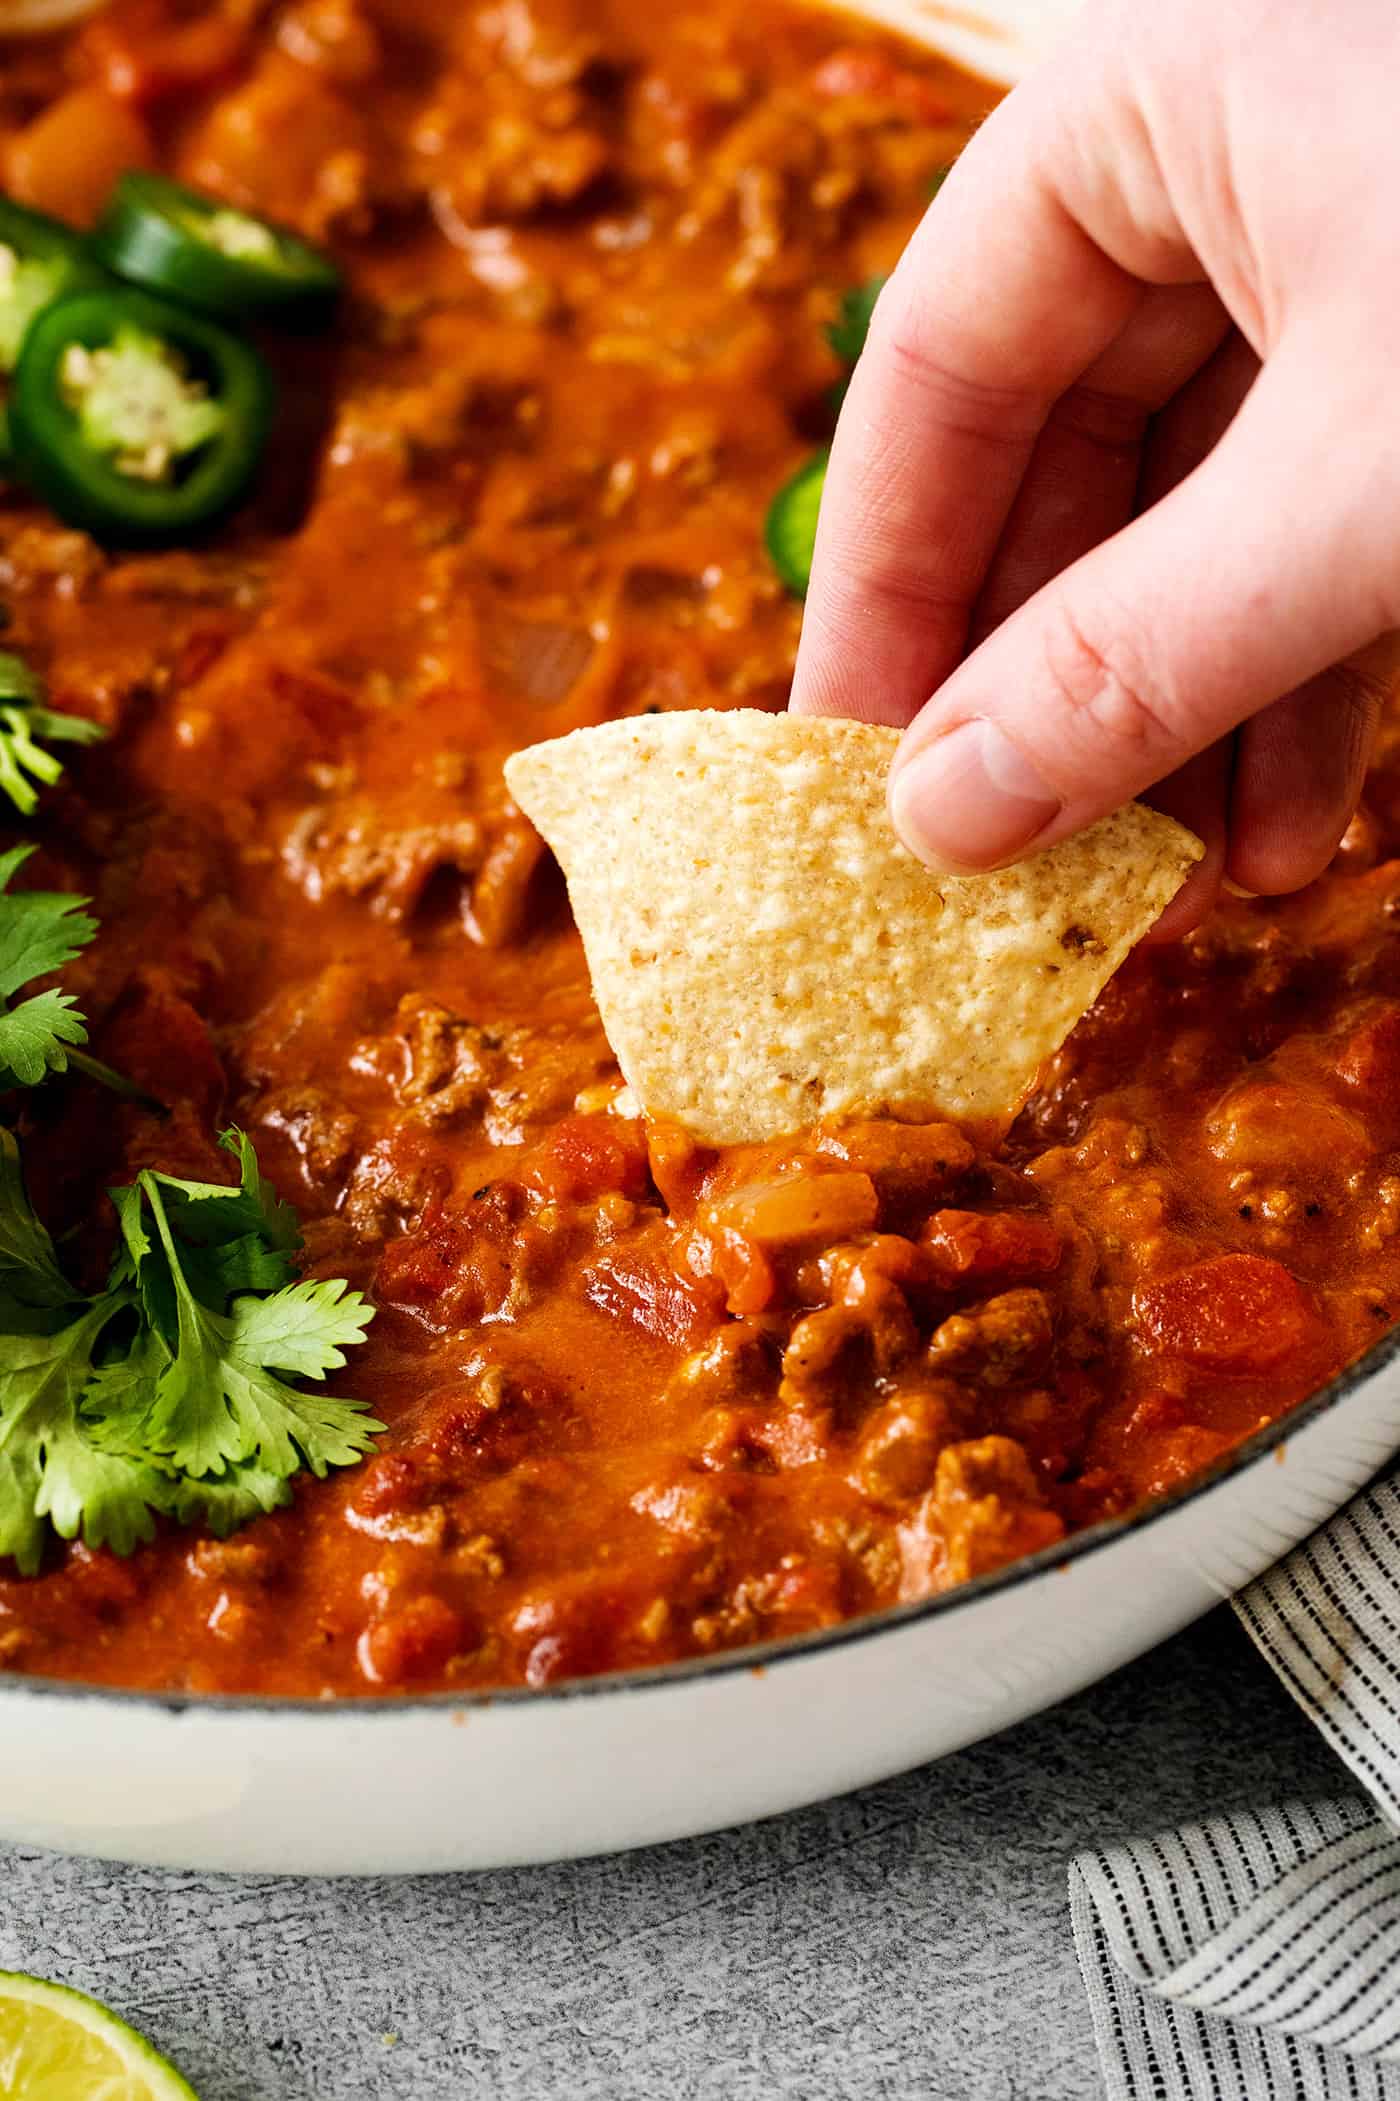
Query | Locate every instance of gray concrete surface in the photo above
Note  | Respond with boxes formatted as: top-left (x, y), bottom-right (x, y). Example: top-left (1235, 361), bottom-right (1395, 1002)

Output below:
top-left (0, 1608), bottom-right (1350, 2100)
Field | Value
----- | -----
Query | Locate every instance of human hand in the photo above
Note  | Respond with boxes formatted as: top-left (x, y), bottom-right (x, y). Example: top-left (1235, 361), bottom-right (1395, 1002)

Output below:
top-left (789, 0), bottom-right (1400, 933)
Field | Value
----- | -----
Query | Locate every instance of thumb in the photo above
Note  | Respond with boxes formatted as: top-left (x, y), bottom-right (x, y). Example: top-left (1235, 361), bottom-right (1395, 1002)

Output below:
top-left (887, 337), bottom-right (1398, 872)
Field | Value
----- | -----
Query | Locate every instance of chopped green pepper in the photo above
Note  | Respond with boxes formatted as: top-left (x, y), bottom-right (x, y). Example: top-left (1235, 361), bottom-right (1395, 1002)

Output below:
top-left (94, 171), bottom-right (341, 328)
top-left (765, 450), bottom-right (827, 598)
top-left (8, 286), bottom-right (274, 545)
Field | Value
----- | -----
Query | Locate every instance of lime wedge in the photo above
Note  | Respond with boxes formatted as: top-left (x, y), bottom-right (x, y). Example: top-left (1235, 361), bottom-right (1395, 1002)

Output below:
top-left (0, 1972), bottom-right (198, 2099)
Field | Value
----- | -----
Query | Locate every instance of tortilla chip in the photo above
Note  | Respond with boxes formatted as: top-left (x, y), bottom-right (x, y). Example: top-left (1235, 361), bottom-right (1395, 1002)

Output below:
top-left (504, 710), bottom-right (1202, 1145)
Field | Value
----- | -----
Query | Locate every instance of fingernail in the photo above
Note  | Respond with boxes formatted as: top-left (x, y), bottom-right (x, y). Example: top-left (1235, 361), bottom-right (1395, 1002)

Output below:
top-left (890, 719), bottom-right (1062, 871)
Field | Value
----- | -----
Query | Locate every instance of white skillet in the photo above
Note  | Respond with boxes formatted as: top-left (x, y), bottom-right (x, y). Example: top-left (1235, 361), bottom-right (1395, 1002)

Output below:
top-left (5, 0), bottom-right (1387, 1877)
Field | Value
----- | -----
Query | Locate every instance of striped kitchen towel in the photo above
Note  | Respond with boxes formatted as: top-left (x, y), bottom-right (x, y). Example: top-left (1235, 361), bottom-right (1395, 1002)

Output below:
top-left (1071, 1472), bottom-right (1400, 2099)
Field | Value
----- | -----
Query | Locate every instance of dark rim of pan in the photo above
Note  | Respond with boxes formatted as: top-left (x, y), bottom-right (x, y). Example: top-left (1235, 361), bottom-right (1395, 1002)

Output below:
top-left (8, 1315), bottom-right (1400, 1716)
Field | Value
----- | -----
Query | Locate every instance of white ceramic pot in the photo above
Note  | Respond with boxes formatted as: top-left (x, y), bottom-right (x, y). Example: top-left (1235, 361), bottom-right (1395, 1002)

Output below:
top-left (2, 1332), bottom-right (1396, 1875)
top-left (0, 0), bottom-right (1377, 1877)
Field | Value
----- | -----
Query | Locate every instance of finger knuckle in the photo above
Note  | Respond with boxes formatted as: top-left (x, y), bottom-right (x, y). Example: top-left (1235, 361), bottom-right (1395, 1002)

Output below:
top-left (860, 560), bottom-right (970, 631)
top-left (879, 329), bottom-right (1046, 451)
top-left (1046, 383), bottom-right (1150, 458)
top-left (1040, 594), bottom-right (1181, 764)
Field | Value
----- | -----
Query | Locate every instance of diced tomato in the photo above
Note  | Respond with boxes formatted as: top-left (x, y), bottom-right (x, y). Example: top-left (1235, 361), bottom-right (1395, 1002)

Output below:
top-left (63, 1543), bottom-right (145, 1618)
top-left (359, 1595), bottom-right (473, 1685)
top-left (266, 661), bottom-right (359, 746)
top-left (1133, 1254), bottom-right (1321, 1375)
top-left (374, 1198), bottom-right (512, 1323)
top-left (646, 1120), bottom-right (712, 1215)
top-left (5, 88), bottom-right (153, 225)
top-left (523, 1113), bottom-right (651, 1202)
top-left (582, 1250), bottom-right (723, 1347)
top-left (374, 1201), bottom-right (466, 1306)
top-left (80, 0), bottom-right (248, 105)
top-left (921, 1209), bottom-right (1063, 1286)
top-left (1204, 1079), bottom-right (1368, 1176)
top-left (173, 626), bottom-right (235, 691)
top-left (179, 53), bottom-right (368, 231)
top-left (808, 46), bottom-right (954, 122)
top-left (1334, 1006), bottom-right (1400, 1126)
top-left (101, 974), bottom-right (227, 1118)
top-left (705, 1227), bottom-right (777, 1316)
top-left (511, 1572), bottom-right (662, 1686)
top-left (349, 1453), bottom-right (438, 1523)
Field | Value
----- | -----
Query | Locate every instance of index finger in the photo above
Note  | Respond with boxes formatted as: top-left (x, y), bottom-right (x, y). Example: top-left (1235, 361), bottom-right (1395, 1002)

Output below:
top-left (789, 84), bottom-right (1140, 728)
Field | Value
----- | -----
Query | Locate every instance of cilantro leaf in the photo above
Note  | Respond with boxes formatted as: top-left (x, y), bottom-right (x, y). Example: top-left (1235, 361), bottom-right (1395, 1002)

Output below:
top-left (115, 1126), bottom-right (302, 1334)
top-left (0, 846), bottom-right (97, 995)
top-left (110, 1132), bottom-right (380, 1484)
top-left (33, 1401), bottom-right (171, 1561)
top-left (147, 1126), bottom-right (302, 1259)
top-left (0, 1126), bottom-right (80, 1317)
top-left (169, 1460), bottom-right (293, 1537)
top-left (140, 1203), bottom-right (379, 1481)
top-left (0, 1295), bottom-right (165, 1573)
top-left (0, 1310), bottom-right (103, 1574)
top-left (228, 1275), bottom-right (374, 1379)
top-left (216, 1126), bottom-right (303, 1258)
top-left (0, 1124), bottom-right (379, 1571)
top-left (0, 653), bottom-right (105, 818)
top-left (0, 986), bottom-right (89, 1089)
top-left (79, 1320), bottom-right (169, 1452)
top-left (0, 716), bottom-right (150, 1108)
top-left (0, 844), bottom-right (98, 1088)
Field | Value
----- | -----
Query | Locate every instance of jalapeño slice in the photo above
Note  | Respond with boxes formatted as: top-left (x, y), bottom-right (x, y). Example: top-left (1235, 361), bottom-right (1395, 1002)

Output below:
top-left (827, 274), bottom-right (886, 367)
top-left (0, 197), bottom-right (108, 476)
top-left (764, 450), bottom-right (828, 598)
top-left (9, 286), bottom-right (274, 544)
top-left (94, 171), bottom-right (341, 327)
top-left (826, 272), bottom-right (886, 413)
top-left (0, 198), bottom-right (106, 371)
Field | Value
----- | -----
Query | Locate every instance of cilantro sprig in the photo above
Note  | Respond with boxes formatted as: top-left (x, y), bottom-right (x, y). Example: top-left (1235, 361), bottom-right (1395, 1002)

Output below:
top-left (0, 652), bottom-right (103, 818)
top-left (0, 843), bottom-right (95, 1087)
top-left (0, 643), bottom-right (142, 1102)
top-left (0, 1127), bottom-right (380, 1573)
top-left (0, 842), bottom-right (156, 1105)
top-left (0, 642), bottom-right (377, 1572)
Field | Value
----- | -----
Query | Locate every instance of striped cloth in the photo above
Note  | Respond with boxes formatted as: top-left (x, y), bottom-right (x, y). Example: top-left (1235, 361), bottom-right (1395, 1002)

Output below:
top-left (1071, 1472), bottom-right (1400, 2099)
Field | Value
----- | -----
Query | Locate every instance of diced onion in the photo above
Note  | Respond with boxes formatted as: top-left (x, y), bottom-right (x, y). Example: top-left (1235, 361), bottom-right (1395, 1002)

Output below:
top-left (707, 1171), bottom-right (880, 1248)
